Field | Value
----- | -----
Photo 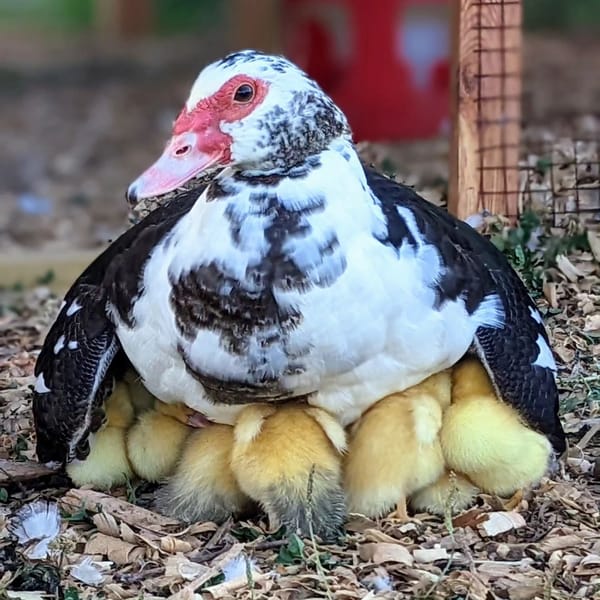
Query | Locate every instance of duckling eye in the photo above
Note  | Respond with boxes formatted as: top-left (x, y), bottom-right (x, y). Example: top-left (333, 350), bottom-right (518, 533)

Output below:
top-left (234, 84), bottom-right (255, 103)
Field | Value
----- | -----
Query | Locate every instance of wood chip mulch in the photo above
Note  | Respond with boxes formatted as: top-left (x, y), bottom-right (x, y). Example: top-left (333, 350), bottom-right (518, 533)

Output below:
top-left (0, 243), bottom-right (599, 599)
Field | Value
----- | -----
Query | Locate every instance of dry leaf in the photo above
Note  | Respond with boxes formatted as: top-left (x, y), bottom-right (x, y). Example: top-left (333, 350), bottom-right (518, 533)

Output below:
top-left (452, 508), bottom-right (488, 529)
top-left (0, 458), bottom-right (58, 483)
top-left (587, 230), bottom-right (600, 262)
top-left (543, 280), bottom-right (558, 308)
top-left (85, 532), bottom-right (146, 565)
top-left (119, 522), bottom-right (137, 544)
top-left (363, 528), bottom-right (403, 544)
top-left (556, 254), bottom-right (585, 282)
top-left (165, 554), bottom-right (210, 581)
top-left (169, 543), bottom-right (245, 599)
top-left (204, 572), bottom-right (270, 599)
top-left (583, 313), bottom-right (600, 332)
top-left (539, 534), bottom-right (586, 554)
top-left (506, 582), bottom-right (544, 600)
top-left (479, 512), bottom-right (526, 537)
top-left (161, 536), bottom-right (193, 554)
top-left (413, 545), bottom-right (450, 563)
top-left (61, 489), bottom-right (181, 532)
top-left (358, 542), bottom-right (414, 566)
top-left (93, 512), bottom-right (120, 538)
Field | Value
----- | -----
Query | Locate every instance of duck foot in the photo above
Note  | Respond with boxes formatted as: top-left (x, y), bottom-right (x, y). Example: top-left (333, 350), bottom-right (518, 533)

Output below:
top-left (389, 497), bottom-right (410, 522)
top-left (503, 488), bottom-right (524, 511)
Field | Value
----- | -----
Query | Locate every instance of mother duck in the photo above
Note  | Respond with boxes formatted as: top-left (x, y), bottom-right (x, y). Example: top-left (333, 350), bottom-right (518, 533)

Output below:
top-left (33, 50), bottom-right (564, 532)
top-left (123, 50), bottom-right (563, 442)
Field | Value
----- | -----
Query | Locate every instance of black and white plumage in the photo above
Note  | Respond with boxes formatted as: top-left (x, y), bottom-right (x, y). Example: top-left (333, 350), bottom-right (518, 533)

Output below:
top-left (33, 192), bottom-right (199, 464)
top-left (33, 50), bottom-right (565, 465)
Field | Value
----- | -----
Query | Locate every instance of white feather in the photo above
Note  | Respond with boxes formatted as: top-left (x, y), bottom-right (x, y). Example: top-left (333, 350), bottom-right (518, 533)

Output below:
top-left (9, 500), bottom-right (61, 559)
top-left (34, 373), bottom-right (51, 394)
top-left (70, 557), bottom-right (109, 585)
top-left (533, 334), bottom-right (557, 371)
top-left (53, 335), bottom-right (65, 355)
top-left (66, 300), bottom-right (82, 316)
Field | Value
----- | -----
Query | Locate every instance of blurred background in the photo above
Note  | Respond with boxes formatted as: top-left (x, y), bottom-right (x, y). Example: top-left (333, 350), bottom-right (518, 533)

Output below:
top-left (0, 0), bottom-right (599, 290)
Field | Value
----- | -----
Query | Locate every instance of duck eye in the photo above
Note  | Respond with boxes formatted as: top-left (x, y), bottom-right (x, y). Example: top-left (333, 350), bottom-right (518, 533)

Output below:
top-left (234, 83), bottom-right (255, 103)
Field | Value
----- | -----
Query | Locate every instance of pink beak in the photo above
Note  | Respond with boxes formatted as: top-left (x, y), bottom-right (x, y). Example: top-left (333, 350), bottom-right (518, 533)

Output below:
top-left (126, 132), bottom-right (223, 203)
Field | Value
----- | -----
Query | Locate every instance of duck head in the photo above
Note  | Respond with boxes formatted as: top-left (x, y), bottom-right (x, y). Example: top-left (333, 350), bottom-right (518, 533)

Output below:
top-left (127, 50), bottom-right (351, 203)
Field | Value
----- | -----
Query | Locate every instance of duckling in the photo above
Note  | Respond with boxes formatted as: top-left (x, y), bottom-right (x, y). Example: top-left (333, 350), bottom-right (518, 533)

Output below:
top-left (155, 423), bottom-right (252, 523)
top-left (126, 400), bottom-right (197, 482)
top-left (440, 357), bottom-right (552, 497)
top-left (344, 370), bottom-right (452, 520)
top-left (122, 369), bottom-right (155, 414)
top-left (231, 404), bottom-right (347, 542)
top-left (66, 381), bottom-right (135, 489)
top-left (410, 470), bottom-right (479, 516)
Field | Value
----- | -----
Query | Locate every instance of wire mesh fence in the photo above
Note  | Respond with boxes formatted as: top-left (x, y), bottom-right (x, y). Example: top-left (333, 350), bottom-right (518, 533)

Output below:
top-left (518, 124), bottom-right (600, 227)
top-left (451, 0), bottom-right (600, 227)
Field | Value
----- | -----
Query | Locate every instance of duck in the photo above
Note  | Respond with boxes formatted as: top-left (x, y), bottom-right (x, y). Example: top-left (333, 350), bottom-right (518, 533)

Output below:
top-left (126, 400), bottom-right (199, 483)
top-left (154, 423), bottom-right (252, 524)
top-left (32, 50), bottom-right (565, 534)
top-left (343, 370), bottom-right (451, 520)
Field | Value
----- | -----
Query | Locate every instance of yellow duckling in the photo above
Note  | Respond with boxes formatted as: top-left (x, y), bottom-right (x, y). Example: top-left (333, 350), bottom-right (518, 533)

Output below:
top-left (231, 404), bottom-right (347, 542)
top-left (344, 371), bottom-right (452, 520)
top-left (66, 381), bottom-right (135, 489)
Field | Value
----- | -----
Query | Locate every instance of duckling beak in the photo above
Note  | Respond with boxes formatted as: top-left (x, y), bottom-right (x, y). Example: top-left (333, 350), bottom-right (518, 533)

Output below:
top-left (126, 132), bottom-right (224, 203)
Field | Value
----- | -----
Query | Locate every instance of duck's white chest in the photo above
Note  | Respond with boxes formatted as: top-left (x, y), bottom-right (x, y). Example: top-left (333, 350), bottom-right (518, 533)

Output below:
top-left (114, 154), bottom-right (502, 424)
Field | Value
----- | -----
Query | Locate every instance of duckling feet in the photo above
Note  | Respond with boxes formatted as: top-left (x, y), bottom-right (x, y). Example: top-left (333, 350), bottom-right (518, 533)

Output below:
top-left (503, 489), bottom-right (524, 511)
top-left (389, 498), bottom-right (410, 522)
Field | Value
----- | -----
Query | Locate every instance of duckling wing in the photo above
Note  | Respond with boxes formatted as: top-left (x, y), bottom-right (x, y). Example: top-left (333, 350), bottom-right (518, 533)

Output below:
top-left (364, 166), bottom-right (566, 454)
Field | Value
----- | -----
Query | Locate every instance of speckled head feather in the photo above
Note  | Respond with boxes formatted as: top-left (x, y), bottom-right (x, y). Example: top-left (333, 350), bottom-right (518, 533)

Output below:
top-left (184, 50), bottom-right (352, 170)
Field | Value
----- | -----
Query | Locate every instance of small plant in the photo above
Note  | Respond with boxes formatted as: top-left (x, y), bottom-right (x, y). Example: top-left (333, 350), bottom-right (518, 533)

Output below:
top-left (276, 533), bottom-right (305, 565)
top-left (487, 209), bottom-right (591, 295)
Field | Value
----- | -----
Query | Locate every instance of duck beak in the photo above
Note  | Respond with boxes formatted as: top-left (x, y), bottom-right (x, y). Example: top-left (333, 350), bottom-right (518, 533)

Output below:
top-left (126, 132), bottom-right (223, 203)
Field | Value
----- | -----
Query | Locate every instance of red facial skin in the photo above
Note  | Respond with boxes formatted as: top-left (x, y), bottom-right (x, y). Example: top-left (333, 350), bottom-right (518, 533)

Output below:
top-left (127, 75), bottom-right (269, 201)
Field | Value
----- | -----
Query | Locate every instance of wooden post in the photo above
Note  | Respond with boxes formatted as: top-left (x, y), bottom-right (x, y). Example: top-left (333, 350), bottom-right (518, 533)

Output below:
top-left (94, 0), bottom-right (154, 37)
top-left (449, 0), bottom-right (522, 221)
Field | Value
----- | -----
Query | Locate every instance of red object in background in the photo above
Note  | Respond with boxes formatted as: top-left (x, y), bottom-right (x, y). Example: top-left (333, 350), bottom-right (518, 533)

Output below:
top-left (282, 0), bottom-right (451, 142)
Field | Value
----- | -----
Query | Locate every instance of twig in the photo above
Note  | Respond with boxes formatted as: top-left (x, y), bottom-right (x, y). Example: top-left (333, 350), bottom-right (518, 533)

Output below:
top-left (306, 465), bottom-right (333, 600)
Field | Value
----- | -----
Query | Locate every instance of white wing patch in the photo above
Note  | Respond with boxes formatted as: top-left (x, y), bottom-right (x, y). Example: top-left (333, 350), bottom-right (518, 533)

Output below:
top-left (66, 300), bottom-right (82, 316)
top-left (396, 206), bottom-right (426, 247)
top-left (528, 305), bottom-right (544, 325)
top-left (533, 334), bottom-right (557, 371)
top-left (35, 373), bottom-right (51, 394)
top-left (53, 335), bottom-right (65, 355)
top-left (68, 341), bottom-right (78, 350)
top-left (472, 294), bottom-right (505, 329)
